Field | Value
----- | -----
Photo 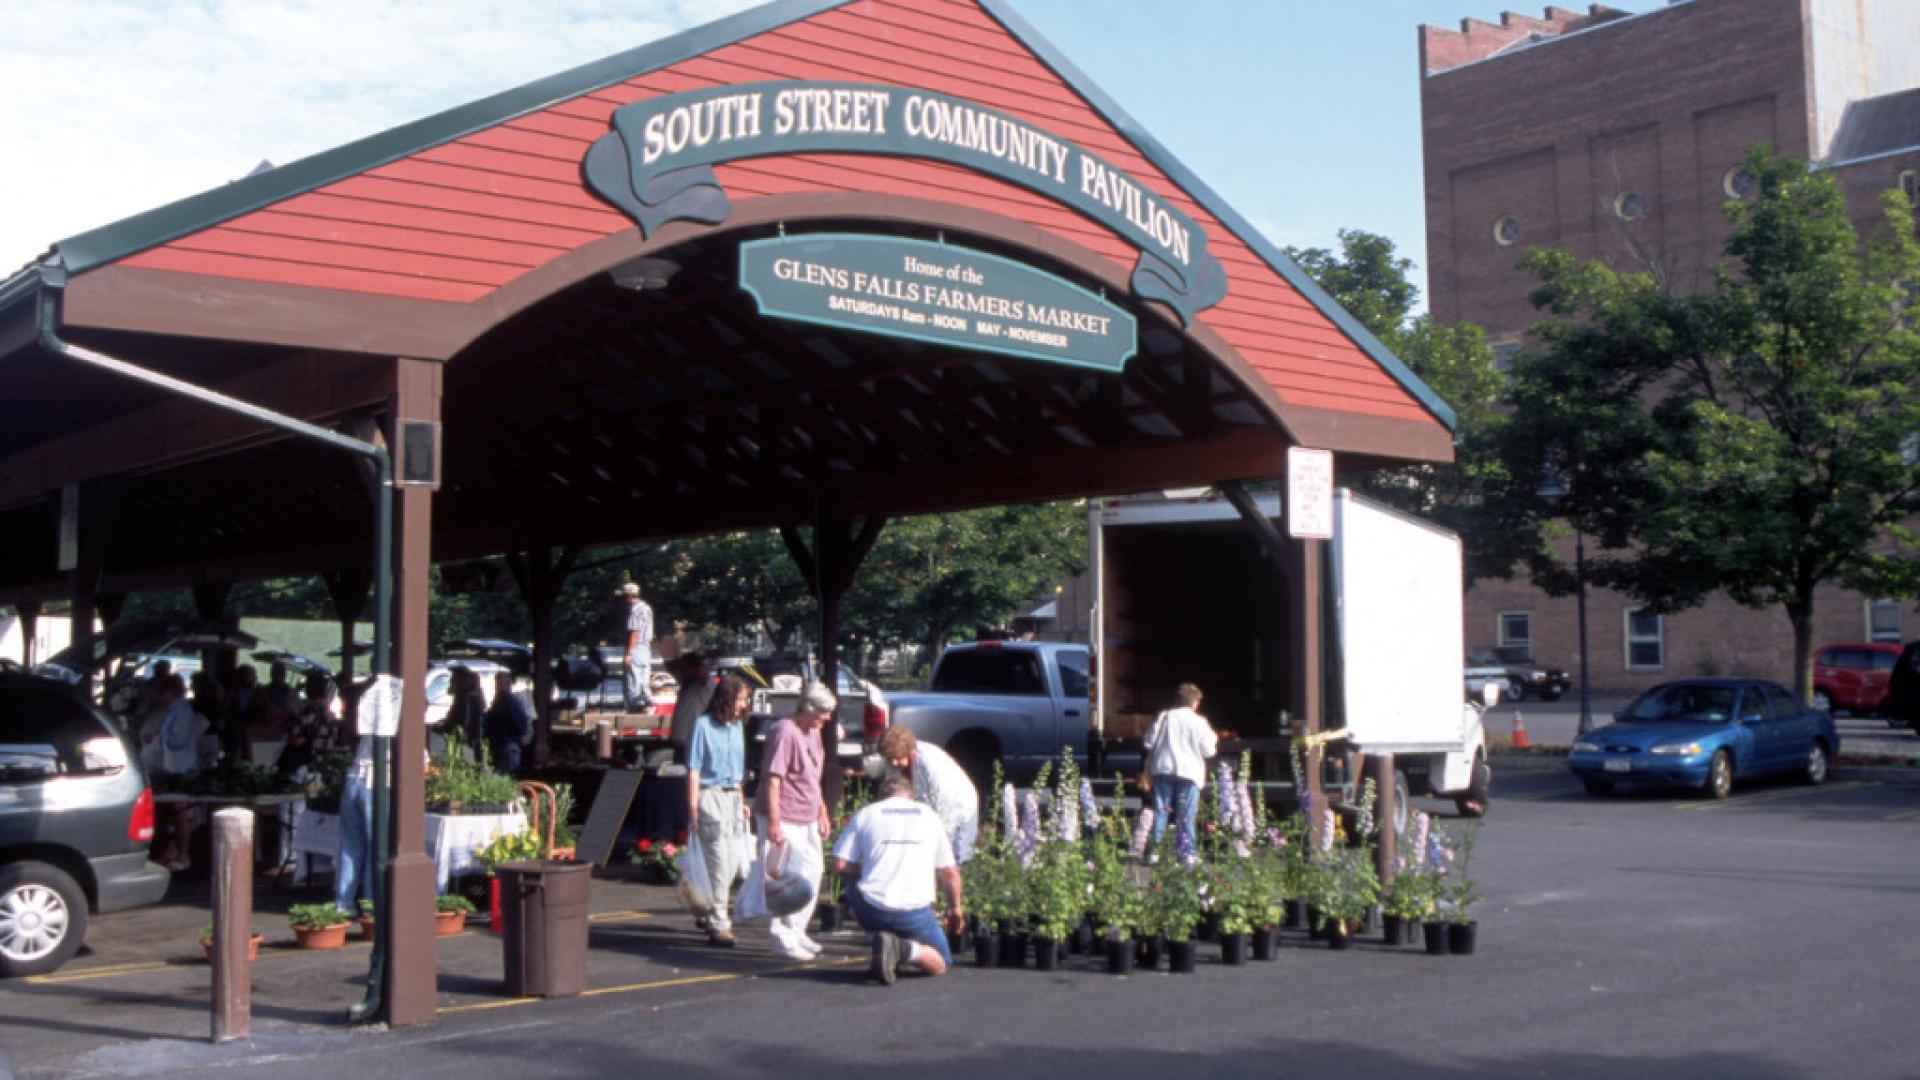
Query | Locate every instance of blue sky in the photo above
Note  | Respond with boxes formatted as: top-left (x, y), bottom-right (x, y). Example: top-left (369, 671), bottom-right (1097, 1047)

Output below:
top-left (0, 0), bottom-right (1656, 298)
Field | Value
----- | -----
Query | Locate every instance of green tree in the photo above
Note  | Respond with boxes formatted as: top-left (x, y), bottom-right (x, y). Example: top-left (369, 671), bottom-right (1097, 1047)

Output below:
top-left (1497, 146), bottom-right (1920, 702)
top-left (1285, 230), bottom-right (1511, 579)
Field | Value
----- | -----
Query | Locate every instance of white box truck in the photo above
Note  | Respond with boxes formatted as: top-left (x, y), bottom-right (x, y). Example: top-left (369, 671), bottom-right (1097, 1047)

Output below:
top-left (1092, 487), bottom-right (1489, 817)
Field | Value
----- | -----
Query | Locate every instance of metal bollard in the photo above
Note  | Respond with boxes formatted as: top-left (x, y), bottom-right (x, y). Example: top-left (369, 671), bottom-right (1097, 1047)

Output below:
top-left (211, 808), bottom-right (254, 1043)
top-left (596, 717), bottom-right (613, 760)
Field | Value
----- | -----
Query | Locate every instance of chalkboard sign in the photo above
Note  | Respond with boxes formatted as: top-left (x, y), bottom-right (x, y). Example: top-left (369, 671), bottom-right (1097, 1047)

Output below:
top-left (577, 768), bottom-right (643, 868)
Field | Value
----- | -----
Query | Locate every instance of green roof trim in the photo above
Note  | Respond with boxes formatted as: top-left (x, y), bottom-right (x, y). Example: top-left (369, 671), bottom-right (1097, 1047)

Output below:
top-left (975, 0), bottom-right (1457, 433)
top-left (51, 0), bottom-right (1454, 433)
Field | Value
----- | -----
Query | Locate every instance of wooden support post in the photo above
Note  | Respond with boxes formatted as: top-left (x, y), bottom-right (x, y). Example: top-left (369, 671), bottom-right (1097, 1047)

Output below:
top-left (383, 357), bottom-right (439, 1028)
top-left (210, 808), bottom-right (253, 1043)
top-left (780, 512), bottom-right (884, 810)
top-left (1286, 530), bottom-right (1325, 834)
top-left (68, 480), bottom-right (119, 686)
top-left (510, 546), bottom-right (578, 770)
top-left (15, 600), bottom-right (40, 668)
top-left (1370, 754), bottom-right (1397, 886)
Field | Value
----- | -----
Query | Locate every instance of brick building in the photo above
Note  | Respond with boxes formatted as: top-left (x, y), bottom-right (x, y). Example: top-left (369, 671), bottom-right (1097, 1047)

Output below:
top-left (1420, 0), bottom-right (1919, 695)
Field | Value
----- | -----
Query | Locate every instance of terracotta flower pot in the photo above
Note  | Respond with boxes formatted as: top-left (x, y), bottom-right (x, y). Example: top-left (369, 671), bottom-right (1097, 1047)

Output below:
top-left (434, 909), bottom-right (467, 936)
top-left (200, 933), bottom-right (264, 963)
top-left (357, 915), bottom-right (376, 940)
top-left (294, 922), bottom-right (349, 950)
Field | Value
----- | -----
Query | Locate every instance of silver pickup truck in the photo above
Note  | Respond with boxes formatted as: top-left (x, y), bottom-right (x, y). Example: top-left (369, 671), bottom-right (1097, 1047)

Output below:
top-left (885, 641), bottom-right (1091, 786)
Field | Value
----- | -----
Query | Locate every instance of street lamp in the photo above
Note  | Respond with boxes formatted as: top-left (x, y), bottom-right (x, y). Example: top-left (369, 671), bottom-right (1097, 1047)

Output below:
top-left (1536, 461), bottom-right (1594, 734)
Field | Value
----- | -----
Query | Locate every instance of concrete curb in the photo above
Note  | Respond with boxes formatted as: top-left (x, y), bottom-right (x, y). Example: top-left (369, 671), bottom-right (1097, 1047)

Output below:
top-left (1489, 753), bottom-right (1920, 784)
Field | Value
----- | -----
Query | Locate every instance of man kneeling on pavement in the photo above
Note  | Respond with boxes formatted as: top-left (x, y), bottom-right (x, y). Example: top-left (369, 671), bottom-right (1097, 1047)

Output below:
top-left (830, 772), bottom-right (964, 985)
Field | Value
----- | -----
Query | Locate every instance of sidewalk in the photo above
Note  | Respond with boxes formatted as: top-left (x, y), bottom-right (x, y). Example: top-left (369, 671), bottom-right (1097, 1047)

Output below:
top-left (0, 867), bottom-right (862, 1078)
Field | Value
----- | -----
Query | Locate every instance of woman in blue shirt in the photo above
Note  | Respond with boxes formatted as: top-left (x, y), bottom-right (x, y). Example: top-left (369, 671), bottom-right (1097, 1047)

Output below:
top-left (687, 673), bottom-right (752, 946)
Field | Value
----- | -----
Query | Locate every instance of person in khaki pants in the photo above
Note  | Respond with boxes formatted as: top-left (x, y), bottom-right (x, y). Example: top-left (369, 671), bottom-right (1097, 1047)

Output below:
top-left (754, 682), bottom-right (835, 960)
top-left (687, 673), bottom-right (752, 946)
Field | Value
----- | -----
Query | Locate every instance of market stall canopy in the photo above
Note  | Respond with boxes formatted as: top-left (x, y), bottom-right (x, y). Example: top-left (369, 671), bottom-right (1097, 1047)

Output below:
top-left (0, 0), bottom-right (1457, 603)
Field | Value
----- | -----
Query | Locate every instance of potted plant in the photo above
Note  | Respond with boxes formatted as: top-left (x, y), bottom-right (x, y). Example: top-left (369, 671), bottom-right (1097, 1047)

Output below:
top-left (288, 902), bottom-right (353, 950)
top-left (1088, 790), bottom-right (1140, 975)
top-left (1306, 845), bottom-right (1379, 950)
top-left (1023, 842), bottom-right (1086, 972)
top-left (199, 924), bottom-right (264, 962)
top-left (546, 783), bottom-right (578, 861)
top-left (1208, 857), bottom-right (1256, 965)
top-left (1444, 824), bottom-right (1482, 955)
top-left (627, 836), bottom-right (681, 886)
top-left (1152, 833), bottom-right (1205, 973)
top-left (435, 893), bottom-right (476, 935)
top-left (1382, 812), bottom-right (1440, 946)
top-left (477, 827), bottom-right (547, 933)
top-left (355, 897), bottom-right (376, 939)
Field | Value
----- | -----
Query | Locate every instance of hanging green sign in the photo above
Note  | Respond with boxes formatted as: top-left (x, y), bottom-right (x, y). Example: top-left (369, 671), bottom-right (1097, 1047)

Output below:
top-left (739, 233), bottom-right (1137, 373)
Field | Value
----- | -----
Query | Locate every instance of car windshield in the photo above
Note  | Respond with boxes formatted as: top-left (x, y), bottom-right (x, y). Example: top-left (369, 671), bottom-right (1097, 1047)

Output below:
top-left (1624, 684), bottom-right (1739, 723)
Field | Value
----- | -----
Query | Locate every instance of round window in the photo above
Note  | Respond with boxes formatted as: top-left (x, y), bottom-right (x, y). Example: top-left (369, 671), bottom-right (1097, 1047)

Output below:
top-left (1723, 166), bottom-right (1755, 199)
top-left (1492, 215), bottom-right (1520, 247)
top-left (1614, 191), bottom-right (1647, 221)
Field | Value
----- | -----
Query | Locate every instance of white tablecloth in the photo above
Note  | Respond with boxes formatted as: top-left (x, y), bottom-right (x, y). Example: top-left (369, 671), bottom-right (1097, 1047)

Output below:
top-left (292, 808), bottom-right (529, 891)
top-left (425, 810), bottom-right (528, 892)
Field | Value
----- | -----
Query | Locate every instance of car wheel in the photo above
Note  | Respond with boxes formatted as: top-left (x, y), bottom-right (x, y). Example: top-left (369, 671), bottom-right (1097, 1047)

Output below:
top-left (1804, 741), bottom-right (1829, 786)
top-left (1581, 779), bottom-right (1613, 796)
top-left (1506, 681), bottom-right (1528, 703)
top-left (1811, 690), bottom-right (1833, 714)
top-left (0, 861), bottom-right (88, 977)
top-left (1706, 751), bottom-right (1734, 800)
top-left (1454, 755), bottom-right (1490, 818)
top-left (1541, 690), bottom-right (1564, 703)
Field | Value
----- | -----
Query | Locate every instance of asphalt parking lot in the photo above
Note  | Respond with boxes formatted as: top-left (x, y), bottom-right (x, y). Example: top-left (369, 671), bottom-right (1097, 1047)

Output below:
top-left (6, 762), bottom-right (1917, 1080)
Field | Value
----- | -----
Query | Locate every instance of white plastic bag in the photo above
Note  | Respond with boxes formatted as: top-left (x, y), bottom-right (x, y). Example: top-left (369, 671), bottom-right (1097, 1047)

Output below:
top-left (676, 834), bottom-right (714, 916)
top-left (761, 837), bottom-right (819, 918)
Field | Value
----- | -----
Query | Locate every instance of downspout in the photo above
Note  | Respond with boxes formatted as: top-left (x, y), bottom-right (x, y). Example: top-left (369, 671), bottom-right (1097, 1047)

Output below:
top-left (34, 269), bottom-right (397, 1023)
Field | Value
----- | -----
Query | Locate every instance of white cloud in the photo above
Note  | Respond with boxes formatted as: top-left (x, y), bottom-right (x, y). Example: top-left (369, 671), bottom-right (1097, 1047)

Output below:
top-left (0, 0), bottom-right (758, 269)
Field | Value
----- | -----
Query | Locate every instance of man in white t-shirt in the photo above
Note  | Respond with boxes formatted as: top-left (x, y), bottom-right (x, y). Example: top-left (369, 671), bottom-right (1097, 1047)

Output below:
top-left (830, 773), bottom-right (964, 985)
top-left (877, 725), bottom-right (979, 862)
top-left (1144, 681), bottom-right (1218, 852)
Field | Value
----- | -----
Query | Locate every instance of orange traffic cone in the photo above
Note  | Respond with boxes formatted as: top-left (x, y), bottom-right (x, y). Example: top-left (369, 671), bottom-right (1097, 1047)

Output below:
top-left (1511, 708), bottom-right (1533, 751)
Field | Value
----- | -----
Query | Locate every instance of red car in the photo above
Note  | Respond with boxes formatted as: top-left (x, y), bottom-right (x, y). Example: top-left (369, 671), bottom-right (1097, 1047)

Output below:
top-left (1811, 642), bottom-right (1902, 718)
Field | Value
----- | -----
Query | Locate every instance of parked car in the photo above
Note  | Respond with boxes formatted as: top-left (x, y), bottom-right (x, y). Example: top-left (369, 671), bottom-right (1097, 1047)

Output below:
top-left (1811, 642), bottom-right (1902, 719)
top-left (1567, 678), bottom-right (1839, 799)
top-left (1466, 647), bottom-right (1569, 703)
top-left (0, 674), bottom-right (170, 976)
top-left (1885, 640), bottom-right (1920, 735)
top-left (1462, 654), bottom-right (1512, 704)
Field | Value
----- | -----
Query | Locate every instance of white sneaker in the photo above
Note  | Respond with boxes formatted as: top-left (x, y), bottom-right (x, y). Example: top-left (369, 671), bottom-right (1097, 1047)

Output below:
top-left (797, 936), bottom-right (824, 956)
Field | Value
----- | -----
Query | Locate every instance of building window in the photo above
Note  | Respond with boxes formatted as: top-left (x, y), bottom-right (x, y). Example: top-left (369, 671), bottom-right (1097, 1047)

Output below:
top-left (1613, 190), bottom-right (1647, 221)
top-left (1867, 599), bottom-right (1903, 644)
top-left (1625, 608), bottom-right (1664, 670)
top-left (1498, 612), bottom-right (1532, 659)
top-left (1492, 215), bottom-right (1520, 247)
top-left (1724, 167), bottom-right (1755, 200)
top-left (1491, 340), bottom-right (1521, 371)
top-left (1901, 170), bottom-right (1919, 206)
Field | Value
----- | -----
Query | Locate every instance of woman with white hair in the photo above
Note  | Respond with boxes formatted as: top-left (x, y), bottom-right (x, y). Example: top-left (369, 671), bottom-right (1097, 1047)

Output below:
top-left (751, 681), bottom-right (835, 960)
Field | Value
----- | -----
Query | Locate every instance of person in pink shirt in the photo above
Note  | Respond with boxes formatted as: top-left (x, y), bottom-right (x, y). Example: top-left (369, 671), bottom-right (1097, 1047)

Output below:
top-left (754, 682), bottom-right (835, 960)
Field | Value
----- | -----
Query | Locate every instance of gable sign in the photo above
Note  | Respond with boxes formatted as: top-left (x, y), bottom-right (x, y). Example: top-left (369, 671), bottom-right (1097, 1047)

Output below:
top-left (584, 81), bottom-right (1228, 325)
top-left (739, 233), bottom-right (1137, 372)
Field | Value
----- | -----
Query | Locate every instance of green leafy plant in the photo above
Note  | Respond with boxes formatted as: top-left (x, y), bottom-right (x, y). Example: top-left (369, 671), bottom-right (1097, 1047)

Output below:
top-left (427, 729), bottom-right (521, 812)
top-left (287, 902), bottom-right (352, 929)
top-left (1445, 822), bottom-right (1483, 925)
top-left (475, 828), bottom-right (546, 873)
top-left (435, 894), bottom-right (477, 914)
top-left (549, 783), bottom-right (579, 850)
top-left (1150, 846), bottom-right (1205, 943)
top-left (357, 898), bottom-right (374, 916)
top-left (1306, 845), bottom-right (1380, 932)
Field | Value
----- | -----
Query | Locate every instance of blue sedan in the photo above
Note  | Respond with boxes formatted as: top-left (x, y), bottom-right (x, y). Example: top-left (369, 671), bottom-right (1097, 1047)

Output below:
top-left (1567, 679), bottom-right (1839, 799)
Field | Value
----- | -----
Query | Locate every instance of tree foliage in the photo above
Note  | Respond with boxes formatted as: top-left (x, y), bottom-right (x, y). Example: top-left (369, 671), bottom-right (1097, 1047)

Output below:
top-left (1285, 229), bottom-right (1512, 580)
top-left (1493, 145), bottom-right (1920, 700)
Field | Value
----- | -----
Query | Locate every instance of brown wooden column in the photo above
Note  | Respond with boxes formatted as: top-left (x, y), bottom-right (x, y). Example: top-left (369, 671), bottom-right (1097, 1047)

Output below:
top-left (323, 569), bottom-right (371, 706)
top-left (509, 546), bottom-right (579, 769)
top-left (68, 480), bottom-right (120, 682)
top-left (1285, 526), bottom-right (1325, 835)
top-left (15, 600), bottom-right (41, 667)
top-left (383, 357), bottom-right (439, 1027)
top-left (1370, 754), bottom-right (1396, 884)
top-left (780, 513), bottom-right (884, 809)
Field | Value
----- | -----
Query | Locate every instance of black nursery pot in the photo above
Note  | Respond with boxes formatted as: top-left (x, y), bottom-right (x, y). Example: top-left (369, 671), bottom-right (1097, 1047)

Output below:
top-left (1325, 920), bottom-right (1351, 950)
top-left (1283, 899), bottom-right (1306, 929)
top-left (1447, 921), bottom-right (1478, 956)
top-left (973, 930), bottom-right (1000, 968)
top-left (1423, 920), bottom-right (1450, 955)
top-left (1251, 925), bottom-right (1279, 961)
top-left (1000, 932), bottom-right (1029, 968)
top-left (1167, 938), bottom-right (1197, 973)
top-left (816, 905), bottom-right (843, 933)
top-left (1135, 934), bottom-right (1164, 971)
top-left (1033, 936), bottom-right (1060, 971)
top-left (1198, 913), bottom-right (1220, 942)
top-left (1219, 932), bottom-right (1249, 966)
top-left (1308, 907), bottom-right (1328, 941)
top-left (1106, 936), bottom-right (1135, 975)
top-left (1381, 914), bottom-right (1404, 945)
top-left (1072, 922), bottom-right (1094, 955)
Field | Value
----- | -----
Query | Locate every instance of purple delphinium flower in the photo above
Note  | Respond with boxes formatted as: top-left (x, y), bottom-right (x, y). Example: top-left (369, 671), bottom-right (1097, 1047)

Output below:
top-left (1017, 791), bottom-right (1041, 866)
top-left (1079, 779), bottom-right (1099, 836)
top-left (1130, 806), bottom-right (1156, 858)
top-left (1410, 812), bottom-right (1431, 869)
top-left (1234, 781), bottom-right (1256, 841)
top-left (1214, 763), bottom-right (1236, 830)
top-left (1001, 784), bottom-right (1019, 838)
top-left (1174, 806), bottom-right (1196, 866)
top-left (1317, 806), bottom-right (1335, 853)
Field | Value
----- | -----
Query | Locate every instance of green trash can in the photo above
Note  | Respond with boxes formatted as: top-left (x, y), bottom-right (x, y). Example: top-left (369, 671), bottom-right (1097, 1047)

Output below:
top-left (499, 859), bottom-right (592, 998)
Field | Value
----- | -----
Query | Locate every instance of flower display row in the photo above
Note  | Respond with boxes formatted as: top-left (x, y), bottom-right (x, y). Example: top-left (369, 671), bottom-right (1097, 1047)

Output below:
top-left (958, 748), bottom-right (1485, 973)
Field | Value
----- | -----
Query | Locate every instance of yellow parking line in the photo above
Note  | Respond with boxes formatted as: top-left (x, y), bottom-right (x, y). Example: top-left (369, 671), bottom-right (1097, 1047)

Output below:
top-left (1674, 781), bottom-right (1866, 811)
top-left (435, 955), bottom-right (860, 1016)
top-left (1886, 809), bottom-right (1920, 822)
top-left (587, 910), bottom-right (654, 923)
